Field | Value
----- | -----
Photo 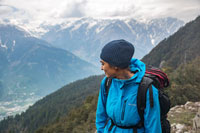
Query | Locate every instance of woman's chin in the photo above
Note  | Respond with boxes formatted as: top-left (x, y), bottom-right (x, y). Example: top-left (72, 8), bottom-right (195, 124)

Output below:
top-left (105, 74), bottom-right (110, 78)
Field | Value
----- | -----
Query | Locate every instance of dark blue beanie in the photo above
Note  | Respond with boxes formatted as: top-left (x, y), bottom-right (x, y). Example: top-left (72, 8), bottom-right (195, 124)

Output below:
top-left (100, 39), bottom-right (134, 69)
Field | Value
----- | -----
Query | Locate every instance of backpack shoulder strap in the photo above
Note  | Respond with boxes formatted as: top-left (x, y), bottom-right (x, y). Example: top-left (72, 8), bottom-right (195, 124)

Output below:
top-left (105, 77), bottom-right (112, 96)
top-left (137, 76), bottom-right (154, 122)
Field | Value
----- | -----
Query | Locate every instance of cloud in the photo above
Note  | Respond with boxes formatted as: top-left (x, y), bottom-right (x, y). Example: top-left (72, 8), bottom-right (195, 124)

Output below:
top-left (0, 4), bottom-right (29, 25)
top-left (60, 0), bottom-right (87, 18)
top-left (0, 0), bottom-right (199, 28)
top-left (82, 0), bottom-right (200, 21)
top-left (0, 4), bottom-right (19, 16)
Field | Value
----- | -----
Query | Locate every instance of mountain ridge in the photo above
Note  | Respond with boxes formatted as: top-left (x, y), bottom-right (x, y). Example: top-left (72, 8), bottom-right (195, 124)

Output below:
top-left (41, 17), bottom-right (184, 65)
top-left (0, 24), bottom-right (100, 120)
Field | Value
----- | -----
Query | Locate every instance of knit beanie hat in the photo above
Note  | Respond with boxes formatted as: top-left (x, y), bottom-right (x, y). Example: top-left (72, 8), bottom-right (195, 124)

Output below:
top-left (100, 39), bottom-right (134, 69)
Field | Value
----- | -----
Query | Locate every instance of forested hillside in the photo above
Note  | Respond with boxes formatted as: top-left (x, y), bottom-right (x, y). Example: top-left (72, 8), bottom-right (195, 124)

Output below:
top-left (142, 16), bottom-right (200, 69)
top-left (0, 75), bottom-right (103, 133)
top-left (36, 95), bottom-right (98, 133)
top-left (166, 56), bottom-right (200, 106)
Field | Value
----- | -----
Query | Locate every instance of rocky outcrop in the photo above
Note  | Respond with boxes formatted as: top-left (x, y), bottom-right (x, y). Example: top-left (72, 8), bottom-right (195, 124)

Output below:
top-left (168, 101), bottom-right (200, 133)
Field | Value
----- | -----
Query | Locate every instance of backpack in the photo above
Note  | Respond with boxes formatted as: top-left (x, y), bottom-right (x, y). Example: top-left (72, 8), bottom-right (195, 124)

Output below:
top-left (104, 67), bottom-right (171, 133)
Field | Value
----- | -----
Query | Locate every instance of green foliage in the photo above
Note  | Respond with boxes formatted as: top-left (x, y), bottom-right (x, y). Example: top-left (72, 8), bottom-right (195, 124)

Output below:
top-left (165, 56), bottom-right (200, 106)
top-left (36, 95), bottom-right (98, 133)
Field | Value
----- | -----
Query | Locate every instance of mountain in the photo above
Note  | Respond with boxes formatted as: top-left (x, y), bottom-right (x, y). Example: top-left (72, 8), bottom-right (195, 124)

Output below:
top-left (0, 75), bottom-right (104, 133)
top-left (142, 16), bottom-right (200, 69)
top-left (141, 16), bottom-right (200, 106)
top-left (0, 82), bottom-right (3, 98)
top-left (41, 17), bottom-right (184, 65)
top-left (0, 24), bottom-right (99, 100)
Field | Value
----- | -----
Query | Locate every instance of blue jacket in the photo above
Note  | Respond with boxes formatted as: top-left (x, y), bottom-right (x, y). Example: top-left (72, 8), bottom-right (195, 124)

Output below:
top-left (96, 58), bottom-right (161, 133)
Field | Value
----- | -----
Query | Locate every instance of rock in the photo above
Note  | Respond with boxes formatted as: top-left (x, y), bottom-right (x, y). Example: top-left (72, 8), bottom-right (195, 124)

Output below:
top-left (169, 101), bottom-right (200, 133)
top-left (171, 123), bottom-right (186, 133)
top-left (193, 107), bottom-right (200, 132)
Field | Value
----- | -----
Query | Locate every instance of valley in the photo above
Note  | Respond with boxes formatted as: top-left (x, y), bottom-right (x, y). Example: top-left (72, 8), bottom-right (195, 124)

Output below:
top-left (0, 95), bottom-right (41, 120)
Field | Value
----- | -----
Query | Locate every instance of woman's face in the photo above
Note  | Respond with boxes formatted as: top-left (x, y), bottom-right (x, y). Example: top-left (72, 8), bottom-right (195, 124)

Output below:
top-left (100, 60), bottom-right (117, 78)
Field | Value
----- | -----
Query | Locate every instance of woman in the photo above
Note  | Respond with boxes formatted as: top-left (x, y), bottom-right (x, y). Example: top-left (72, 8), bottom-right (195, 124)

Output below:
top-left (96, 39), bottom-right (161, 133)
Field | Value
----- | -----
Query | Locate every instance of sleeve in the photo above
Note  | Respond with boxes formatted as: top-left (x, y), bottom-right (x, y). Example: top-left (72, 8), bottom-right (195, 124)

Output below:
top-left (96, 78), bottom-right (108, 133)
top-left (143, 85), bottom-right (162, 133)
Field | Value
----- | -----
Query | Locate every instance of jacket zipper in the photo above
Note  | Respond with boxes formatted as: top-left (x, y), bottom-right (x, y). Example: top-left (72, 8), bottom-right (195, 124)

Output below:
top-left (121, 100), bottom-right (127, 120)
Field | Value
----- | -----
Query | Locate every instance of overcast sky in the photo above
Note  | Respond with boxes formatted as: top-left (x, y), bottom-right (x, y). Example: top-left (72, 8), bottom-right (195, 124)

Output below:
top-left (0, 0), bottom-right (200, 27)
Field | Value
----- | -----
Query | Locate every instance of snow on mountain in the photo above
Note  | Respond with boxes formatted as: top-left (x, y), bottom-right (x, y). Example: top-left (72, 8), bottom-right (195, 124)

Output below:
top-left (0, 17), bottom-right (184, 66)
top-left (0, 38), bottom-right (8, 50)
top-left (41, 17), bottom-right (184, 66)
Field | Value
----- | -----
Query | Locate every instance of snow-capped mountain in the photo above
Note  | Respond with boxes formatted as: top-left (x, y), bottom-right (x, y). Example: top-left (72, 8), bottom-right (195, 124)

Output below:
top-left (41, 17), bottom-right (184, 65)
top-left (0, 24), bottom-right (99, 101)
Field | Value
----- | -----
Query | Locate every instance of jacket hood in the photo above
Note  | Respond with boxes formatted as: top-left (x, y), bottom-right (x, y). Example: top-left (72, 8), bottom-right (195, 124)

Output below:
top-left (113, 58), bottom-right (145, 84)
top-left (129, 58), bottom-right (146, 83)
